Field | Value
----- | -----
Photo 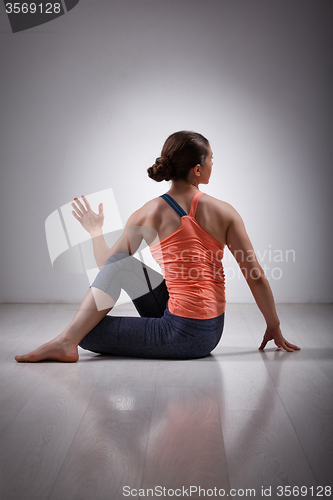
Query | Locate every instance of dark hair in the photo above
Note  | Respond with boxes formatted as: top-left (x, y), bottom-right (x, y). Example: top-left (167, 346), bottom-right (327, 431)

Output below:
top-left (147, 131), bottom-right (210, 182)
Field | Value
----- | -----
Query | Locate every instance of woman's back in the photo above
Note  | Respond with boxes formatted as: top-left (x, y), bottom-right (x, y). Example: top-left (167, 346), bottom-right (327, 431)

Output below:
top-left (138, 190), bottom-right (234, 247)
top-left (145, 190), bottom-right (227, 319)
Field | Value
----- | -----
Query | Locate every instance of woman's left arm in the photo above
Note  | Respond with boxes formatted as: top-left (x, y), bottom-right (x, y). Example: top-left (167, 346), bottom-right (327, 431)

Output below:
top-left (225, 207), bottom-right (300, 352)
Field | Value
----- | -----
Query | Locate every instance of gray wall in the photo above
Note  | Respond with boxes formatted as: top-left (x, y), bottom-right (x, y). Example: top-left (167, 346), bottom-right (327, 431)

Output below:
top-left (0, 0), bottom-right (332, 304)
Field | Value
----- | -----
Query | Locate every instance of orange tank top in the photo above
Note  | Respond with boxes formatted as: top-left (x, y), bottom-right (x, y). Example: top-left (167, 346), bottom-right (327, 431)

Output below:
top-left (149, 191), bottom-right (226, 319)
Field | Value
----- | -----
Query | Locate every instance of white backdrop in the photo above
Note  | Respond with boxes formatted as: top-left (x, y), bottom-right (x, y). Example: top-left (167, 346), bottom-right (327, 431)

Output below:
top-left (0, 0), bottom-right (332, 304)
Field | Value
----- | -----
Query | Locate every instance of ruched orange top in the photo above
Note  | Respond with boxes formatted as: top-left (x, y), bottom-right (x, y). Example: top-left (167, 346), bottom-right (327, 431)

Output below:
top-left (149, 191), bottom-right (226, 319)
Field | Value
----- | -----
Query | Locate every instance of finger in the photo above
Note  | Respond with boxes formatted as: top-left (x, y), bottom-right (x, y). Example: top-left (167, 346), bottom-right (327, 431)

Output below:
top-left (72, 210), bottom-right (81, 222)
top-left (259, 338), bottom-right (268, 350)
top-left (98, 203), bottom-right (104, 216)
top-left (73, 197), bottom-right (87, 213)
top-left (71, 203), bottom-right (83, 217)
top-left (81, 195), bottom-right (92, 211)
top-left (285, 341), bottom-right (301, 351)
top-left (274, 342), bottom-right (284, 351)
top-left (281, 340), bottom-right (293, 352)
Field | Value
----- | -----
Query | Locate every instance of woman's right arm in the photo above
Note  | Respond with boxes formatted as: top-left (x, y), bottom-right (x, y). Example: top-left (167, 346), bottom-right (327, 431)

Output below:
top-left (71, 196), bottom-right (111, 268)
top-left (71, 196), bottom-right (149, 269)
top-left (225, 207), bottom-right (300, 352)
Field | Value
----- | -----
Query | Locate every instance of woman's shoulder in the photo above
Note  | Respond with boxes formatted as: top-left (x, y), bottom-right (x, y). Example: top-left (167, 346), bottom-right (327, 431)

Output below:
top-left (141, 196), bottom-right (166, 216)
top-left (192, 193), bottom-right (241, 245)
top-left (127, 196), bottom-right (165, 225)
top-left (199, 193), bottom-right (239, 220)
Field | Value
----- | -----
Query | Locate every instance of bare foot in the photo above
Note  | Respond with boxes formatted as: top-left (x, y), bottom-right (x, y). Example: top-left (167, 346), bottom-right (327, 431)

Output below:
top-left (15, 337), bottom-right (79, 363)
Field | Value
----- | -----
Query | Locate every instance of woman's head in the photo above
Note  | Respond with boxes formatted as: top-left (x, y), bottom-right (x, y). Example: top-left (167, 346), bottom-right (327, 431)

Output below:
top-left (147, 131), bottom-right (211, 183)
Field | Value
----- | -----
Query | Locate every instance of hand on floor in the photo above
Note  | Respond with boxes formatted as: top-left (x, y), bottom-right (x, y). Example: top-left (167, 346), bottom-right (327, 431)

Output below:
top-left (259, 326), bottom-right (300, 352)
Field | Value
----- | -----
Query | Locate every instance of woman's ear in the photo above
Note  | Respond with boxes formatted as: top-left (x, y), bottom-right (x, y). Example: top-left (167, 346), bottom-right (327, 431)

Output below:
top-left (194, 164), bottom-right (201, 176)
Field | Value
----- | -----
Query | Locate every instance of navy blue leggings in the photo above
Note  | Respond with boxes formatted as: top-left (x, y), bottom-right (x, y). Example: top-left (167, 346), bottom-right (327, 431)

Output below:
top-left (79, 254), bottom-right (224, 359)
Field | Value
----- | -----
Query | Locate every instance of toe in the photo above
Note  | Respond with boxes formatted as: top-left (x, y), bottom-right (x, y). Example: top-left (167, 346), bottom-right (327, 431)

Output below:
top-left (15, 355), bottom-right (26, 362)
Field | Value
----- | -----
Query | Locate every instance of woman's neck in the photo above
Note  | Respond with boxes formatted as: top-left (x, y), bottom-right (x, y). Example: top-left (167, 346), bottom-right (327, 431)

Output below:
top-left (168, 178), bottom-right (200, 196)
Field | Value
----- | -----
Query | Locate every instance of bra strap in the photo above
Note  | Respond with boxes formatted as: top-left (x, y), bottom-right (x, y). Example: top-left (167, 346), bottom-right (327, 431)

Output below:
top-left (189, 191), bottom-right (204, 217)
top-left (160, 193), bottom-right (187, 217)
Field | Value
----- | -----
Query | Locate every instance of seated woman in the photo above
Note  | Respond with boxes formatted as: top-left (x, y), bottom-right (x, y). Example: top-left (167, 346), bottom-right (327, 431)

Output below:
top-left (15, 131), bottom-right (299, 362)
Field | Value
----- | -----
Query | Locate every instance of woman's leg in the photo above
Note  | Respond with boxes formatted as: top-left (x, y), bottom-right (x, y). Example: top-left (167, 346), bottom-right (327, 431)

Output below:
top-left (79, 309), bottom-right (225, 360)
top-left (15, 253), bottom-right (167, 362)
top-left (15, 288), bottom-right (114, 362)
top-left (90, 252), bottom-right (167, 315)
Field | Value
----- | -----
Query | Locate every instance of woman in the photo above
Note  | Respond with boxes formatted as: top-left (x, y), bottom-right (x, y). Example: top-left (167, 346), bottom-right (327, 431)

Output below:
top-left (15, 131), bottom-right (299, 362)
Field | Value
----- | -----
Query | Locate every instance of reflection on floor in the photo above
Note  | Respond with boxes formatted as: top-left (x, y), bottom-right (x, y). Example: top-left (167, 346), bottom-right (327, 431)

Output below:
top-left (0, 303), bottom-right (332, 499)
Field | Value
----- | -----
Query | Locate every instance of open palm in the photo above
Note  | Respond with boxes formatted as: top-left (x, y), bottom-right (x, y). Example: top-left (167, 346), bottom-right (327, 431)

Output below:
top-left (71, 195), bottom-right (104, 234)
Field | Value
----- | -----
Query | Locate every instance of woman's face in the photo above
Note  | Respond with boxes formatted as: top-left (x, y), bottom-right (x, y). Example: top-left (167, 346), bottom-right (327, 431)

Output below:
top-left (200, 145), bottom-right (213, 184)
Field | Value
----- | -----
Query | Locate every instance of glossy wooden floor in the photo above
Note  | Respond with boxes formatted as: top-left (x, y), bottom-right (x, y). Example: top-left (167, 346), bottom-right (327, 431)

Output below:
top-left (0, 303), bottom-right (332, 500)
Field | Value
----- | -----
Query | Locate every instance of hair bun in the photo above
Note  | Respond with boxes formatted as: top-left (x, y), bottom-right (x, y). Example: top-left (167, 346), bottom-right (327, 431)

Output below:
top-left (147, 156), bottom-right (174, 182)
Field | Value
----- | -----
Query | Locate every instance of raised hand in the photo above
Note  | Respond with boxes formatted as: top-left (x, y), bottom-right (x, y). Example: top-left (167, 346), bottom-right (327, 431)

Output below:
top-left (71, 195), bottom-right (104, 235)
top-left (259, 325), bottom-right (300, 352)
